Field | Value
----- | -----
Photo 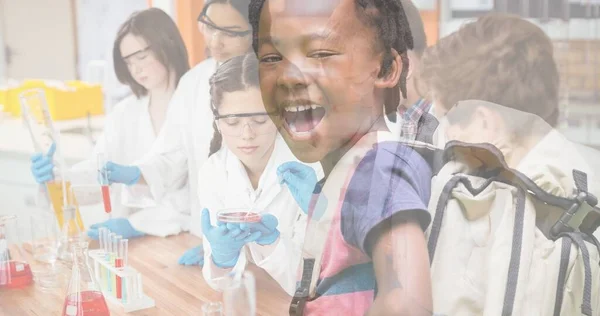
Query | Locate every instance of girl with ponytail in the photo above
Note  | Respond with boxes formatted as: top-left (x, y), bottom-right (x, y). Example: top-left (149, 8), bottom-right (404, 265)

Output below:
top-left (178, 54), bottom-right (322, 296)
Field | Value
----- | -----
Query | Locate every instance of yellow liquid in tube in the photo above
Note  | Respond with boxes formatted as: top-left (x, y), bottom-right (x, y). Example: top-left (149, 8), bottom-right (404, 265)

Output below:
top-left (46, 181), bottom-right (84, 231)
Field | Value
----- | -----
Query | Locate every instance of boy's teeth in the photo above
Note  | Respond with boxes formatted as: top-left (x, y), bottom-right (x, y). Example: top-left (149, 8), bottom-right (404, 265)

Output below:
top-left (284, 104), bottom-right (323, 112)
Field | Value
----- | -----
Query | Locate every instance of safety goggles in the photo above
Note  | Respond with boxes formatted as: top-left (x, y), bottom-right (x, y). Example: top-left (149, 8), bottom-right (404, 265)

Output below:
top-left (197, 11), bottom-right (251, 39)
top-left (214, 111), bottom-right (277, 136)
top-left (122, 46), bottom-right (153, 67)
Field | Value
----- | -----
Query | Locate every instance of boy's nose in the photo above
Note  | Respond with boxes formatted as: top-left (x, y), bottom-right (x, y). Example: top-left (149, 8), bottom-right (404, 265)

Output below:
top-left (277, 60), bottom-right (309, 92)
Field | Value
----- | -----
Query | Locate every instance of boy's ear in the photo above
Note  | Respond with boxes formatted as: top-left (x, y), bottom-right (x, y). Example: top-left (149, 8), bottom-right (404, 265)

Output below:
top-left (374, 49), bottom-right (402, 89)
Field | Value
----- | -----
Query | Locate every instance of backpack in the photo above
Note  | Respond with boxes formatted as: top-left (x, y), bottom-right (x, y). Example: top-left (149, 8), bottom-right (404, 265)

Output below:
top-left (425, 139), bottom-right (600, 316)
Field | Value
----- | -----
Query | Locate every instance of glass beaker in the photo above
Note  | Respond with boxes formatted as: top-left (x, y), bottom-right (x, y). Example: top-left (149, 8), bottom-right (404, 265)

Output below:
top-left (58, 204), bottom-right (84, 263)
top-left (222, 271), bottom-right (256, 316)
top-left (62, 241), bottom-right (109, 316)
top-left (0, 215), bottom-right (34, 289)
top-left (30, 209), bottom-right (62, 290)
top-left (202, 302), bottom-right (223, 316)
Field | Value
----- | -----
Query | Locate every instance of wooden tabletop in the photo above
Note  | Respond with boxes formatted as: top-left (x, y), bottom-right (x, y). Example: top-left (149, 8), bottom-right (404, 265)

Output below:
top-left (0, 234), bottom-right (292, 315)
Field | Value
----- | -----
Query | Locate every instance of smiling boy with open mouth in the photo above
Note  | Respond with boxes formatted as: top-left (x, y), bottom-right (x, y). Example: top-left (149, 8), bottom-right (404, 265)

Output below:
top-left (250, 0), bottom-right (434, 315)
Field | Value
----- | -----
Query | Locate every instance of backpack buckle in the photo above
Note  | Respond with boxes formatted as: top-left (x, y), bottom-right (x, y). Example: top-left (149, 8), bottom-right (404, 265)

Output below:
top-left (289, 287), bottom-right (308, 316)
top-left (289, 258), bottom-right (315, 316)
top-left (550, 191), bottom-right (598, 240)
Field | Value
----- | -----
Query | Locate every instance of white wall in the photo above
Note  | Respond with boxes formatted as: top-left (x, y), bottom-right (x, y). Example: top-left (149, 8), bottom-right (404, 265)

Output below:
top-left (2, 0), bottom-right (78, 80)
top-left (151, 0), bottom-right (176, 18)
top-left (0, 0), bottom-right (6, 83)
top-left (75, 0), bottom-right (147, 108)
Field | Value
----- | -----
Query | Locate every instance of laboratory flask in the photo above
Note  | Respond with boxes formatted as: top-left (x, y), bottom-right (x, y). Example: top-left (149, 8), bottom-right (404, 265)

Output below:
top-left (62, 241), bottom-right (110, 316)
top-left (0, 215), bottom-right (34, 289)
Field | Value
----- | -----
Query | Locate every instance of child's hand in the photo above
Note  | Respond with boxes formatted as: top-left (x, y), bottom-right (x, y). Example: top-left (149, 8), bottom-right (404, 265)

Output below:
top-left (178, 245), bottom-right (204, 266)
top-left (30, 143), bottom-right (56, 184)
top-left (239, 214), bottom-right (280, 246)
top-left (277, 161), bottom-right (318, 214)
top-left (201, 209), bottom-right (262, 268)
top-left (87, 218), bottom-right (145, 239)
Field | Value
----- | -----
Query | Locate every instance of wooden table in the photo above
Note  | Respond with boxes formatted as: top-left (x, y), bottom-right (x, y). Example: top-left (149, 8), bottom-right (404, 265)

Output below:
top-left (0, 234), bottom-right (292, 315)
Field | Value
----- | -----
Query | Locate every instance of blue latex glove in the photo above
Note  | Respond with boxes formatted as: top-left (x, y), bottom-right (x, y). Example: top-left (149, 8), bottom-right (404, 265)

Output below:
top-left (277, 161), bottom-right (318, 214)
top-left (103, 162), bottom-right (141, 186)
top-left (30, 143), bottom-right (56, 184)
top-left (239, 214), bottom-right (280, 246)
top-left (178, 245), bottom-right (205, 266)
top-left (201, 209), bottom-right (262, 268)
top-left (87, 218), bottom-right (145, 240)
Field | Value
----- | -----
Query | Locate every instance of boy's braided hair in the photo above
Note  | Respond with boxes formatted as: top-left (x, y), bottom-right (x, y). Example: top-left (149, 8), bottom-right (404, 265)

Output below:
top-left (248, 0), bottom-right (414, 120)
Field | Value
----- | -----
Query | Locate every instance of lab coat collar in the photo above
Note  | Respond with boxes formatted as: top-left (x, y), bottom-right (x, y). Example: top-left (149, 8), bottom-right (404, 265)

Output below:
top-left (224, 135), bottom-right (289, 207)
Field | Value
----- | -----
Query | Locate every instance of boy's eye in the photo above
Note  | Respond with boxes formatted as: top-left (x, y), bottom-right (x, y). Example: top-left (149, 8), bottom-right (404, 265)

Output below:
top-left (259, 54), bottom-right (282, 63)
top-left (308, 51), bottom-right (337, 59)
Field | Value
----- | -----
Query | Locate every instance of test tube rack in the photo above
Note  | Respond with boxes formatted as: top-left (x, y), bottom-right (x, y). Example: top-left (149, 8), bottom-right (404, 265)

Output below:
top-left (88, 249), bottom-right (155, 313)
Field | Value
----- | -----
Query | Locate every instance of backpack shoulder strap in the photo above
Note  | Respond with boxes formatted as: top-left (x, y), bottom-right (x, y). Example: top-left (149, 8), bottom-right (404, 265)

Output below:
top-left (443, 141), bottom-right (600, 239)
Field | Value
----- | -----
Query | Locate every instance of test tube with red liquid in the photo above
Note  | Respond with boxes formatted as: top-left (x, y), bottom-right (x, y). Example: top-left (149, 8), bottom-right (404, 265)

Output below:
top-left (97, 154), bottom-right (112, 216)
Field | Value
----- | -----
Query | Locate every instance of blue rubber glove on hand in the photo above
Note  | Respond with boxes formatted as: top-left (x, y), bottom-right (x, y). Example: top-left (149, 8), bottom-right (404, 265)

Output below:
top-left (87, 218), bottom-right (145, 240)
top-left (277, 161), bottom-right (318, 214)
top-left (178, 245), bottom-right (205, 266)
top-left (201, 209), bottom-right (262, 268)
top-left (103, 162), bottom-right (141, 186)
top-left (30, 143), bottom-right (56, 184)
top-left (239, 214), bottom-right (280, 246)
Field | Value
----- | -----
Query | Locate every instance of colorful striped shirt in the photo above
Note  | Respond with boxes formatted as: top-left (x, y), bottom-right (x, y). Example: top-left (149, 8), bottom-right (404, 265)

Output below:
top-left (304, 141), bottom-right (432, 315)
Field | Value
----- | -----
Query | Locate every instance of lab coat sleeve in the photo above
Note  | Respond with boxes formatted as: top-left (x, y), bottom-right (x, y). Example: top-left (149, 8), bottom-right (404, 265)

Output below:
top-left (135, 81), bottom-right (189, 203)
top-left (245, 211), bottom-right (306, 296)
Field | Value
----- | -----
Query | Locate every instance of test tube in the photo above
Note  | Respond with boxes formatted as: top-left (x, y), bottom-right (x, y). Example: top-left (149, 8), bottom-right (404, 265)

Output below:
top-left (124, 273), bottom-right (133, 304)
top-left (120, 239), bottom-right (129, 267)
top-left (106, 232), bottom-right (115, 294)
top-left (119, 239), bottom-right (129, 303)
top-left (113, 235), bottom-right (122, 298)
top-left (136, 272), bottom-right (143, 299)
top-left (101, 229), bottom-right (108, 253)
top-left (97, 154), bottom-right (112, 216)
top-left (106, 233), bottom-right (115, 259)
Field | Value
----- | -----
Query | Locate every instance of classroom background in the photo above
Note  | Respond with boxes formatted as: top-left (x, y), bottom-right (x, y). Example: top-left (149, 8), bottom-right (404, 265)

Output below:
top-left (0, 0), bottom-right (598, 242)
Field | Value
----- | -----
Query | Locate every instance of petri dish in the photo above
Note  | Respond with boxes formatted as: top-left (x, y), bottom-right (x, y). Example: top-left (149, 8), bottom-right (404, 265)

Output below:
top-left (217, 209), bottom-right (261, 224)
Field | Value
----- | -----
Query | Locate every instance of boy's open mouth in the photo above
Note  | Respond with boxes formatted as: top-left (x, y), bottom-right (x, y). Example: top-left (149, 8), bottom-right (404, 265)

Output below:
top-left (282, 104), bottom-right (326, 135)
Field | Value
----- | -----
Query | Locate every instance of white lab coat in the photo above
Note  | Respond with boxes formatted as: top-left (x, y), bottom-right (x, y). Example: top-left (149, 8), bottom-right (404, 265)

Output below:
top-left (70, 95), bottom-right (189, 236)
top-left (136, 59), bottom-right (217, 237)
top-left (199, 135), bottom-right (322, 296)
